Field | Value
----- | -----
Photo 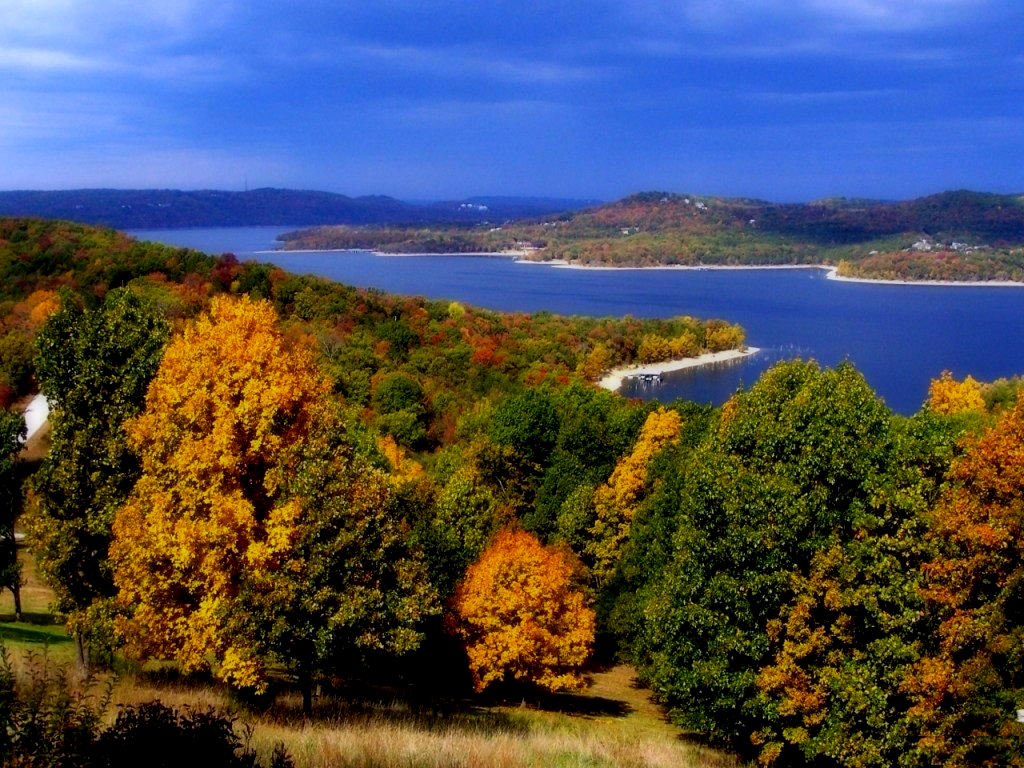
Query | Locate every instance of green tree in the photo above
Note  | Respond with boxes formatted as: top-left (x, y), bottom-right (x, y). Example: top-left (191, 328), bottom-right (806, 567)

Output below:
top-left (633, 361), bottom-right (892, 754)
top-left (753, 412), bottom-right (962, 767)
top-left (30, 289), bottom-right (169, 669)
top-left (0, 412), bottom-right (25, 619)
top-left (232, 409), bottom-right (437, 715)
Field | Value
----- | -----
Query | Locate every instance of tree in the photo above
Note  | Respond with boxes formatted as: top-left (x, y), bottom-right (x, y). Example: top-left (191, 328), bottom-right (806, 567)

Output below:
top-left (111, 296), bottom-right (432, 708)
top-left (447, 529), bottom-right (595, 693)
top-left (232, 412), bottom-right (437, 714)
top-left (927, 371), bottom-right (985, 415)
top-left (0, 411), bottom-right (25, 619)
top-left (904, 399), bottom-right (1024, 767)
top-left (30, 289), bottom-right (169, 668)
top-left (487, 389), bottom-right (558, 468)
top-left (633, 361), bottom-right (892, 753)
top-left (752, 412), bottom-right (961, 768)
top-left (586, 406), bottom-right (681, 585)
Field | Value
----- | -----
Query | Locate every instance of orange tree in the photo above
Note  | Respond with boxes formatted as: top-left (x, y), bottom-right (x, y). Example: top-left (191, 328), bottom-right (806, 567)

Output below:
top-left (904, 399), bottom-right (1024, 767)
top-left (111, 295), bottom-right (433, 711)
top-left (447, 529), bottom-right (594, 693)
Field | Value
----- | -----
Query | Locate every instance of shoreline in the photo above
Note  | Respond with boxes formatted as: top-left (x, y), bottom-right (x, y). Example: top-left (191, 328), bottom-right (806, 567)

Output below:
top-left (267, 248), bottom-right (1024, 287)
top-left (598, 348), bottom-right (761, 393)
top-left (527, 260), bottom-right (1024, 287)
top-left (266, 247), bottom-right (534, 258)
top-left (821, 266), bottom-right (1024, 288)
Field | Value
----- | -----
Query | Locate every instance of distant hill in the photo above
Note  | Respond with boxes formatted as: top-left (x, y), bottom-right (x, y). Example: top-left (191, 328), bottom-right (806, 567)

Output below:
top-left (0, 188), bottom-right (598, 229)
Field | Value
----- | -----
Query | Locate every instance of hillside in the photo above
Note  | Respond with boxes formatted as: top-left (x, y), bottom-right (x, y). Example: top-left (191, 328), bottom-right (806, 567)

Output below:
top-left (0, 189), bottom-right (597, 229)
top-left (279, 190), bottom-right (1024, 281)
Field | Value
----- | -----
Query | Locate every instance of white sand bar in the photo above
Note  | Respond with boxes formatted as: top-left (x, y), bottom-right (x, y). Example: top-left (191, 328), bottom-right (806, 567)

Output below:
top-left (599, 348), bottom-right (761, 393)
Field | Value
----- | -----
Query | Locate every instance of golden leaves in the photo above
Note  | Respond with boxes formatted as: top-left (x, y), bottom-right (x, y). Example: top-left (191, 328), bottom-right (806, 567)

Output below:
top-left (111, 295), bottom-right (329, 688)
top-left (448, 529), bottom-right (595, 693)
top-left (927, 370), bottom-right (985, 416)
top-left (587, 407), bottom-right (681, 584)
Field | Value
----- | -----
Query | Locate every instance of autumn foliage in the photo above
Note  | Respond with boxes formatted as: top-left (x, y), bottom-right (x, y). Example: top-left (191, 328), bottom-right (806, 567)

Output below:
top-left (587, 407), bottom-right (681, 584)
top-left (928, 370), bottom-right (985, 415)
top-left (111, 295), bottom-right (330, 687)
top-left (447, 530), bottom-right (595, 693)
top-left (905, 399), bottom-right (1024, 767)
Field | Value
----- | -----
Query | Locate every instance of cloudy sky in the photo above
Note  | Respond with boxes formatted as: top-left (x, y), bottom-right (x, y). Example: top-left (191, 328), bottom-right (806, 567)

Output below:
top-left (1, 0), bottom-right (1021, 200)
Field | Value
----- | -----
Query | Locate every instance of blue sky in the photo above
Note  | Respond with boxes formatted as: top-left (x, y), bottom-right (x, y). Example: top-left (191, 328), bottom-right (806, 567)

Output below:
top-left (1, 0), bottom-right (1022, 201)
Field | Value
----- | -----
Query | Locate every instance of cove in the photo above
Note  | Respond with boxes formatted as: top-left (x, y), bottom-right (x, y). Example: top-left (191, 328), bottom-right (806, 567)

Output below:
top-left (128, 227), bottom-right (1024, 415)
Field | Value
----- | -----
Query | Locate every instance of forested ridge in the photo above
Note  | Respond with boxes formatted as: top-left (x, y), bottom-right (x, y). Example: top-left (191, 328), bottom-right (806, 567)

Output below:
top-left (1, 217), bottom-right (1023, 767)
top-left (281, 189), bottom-right (1024, 282)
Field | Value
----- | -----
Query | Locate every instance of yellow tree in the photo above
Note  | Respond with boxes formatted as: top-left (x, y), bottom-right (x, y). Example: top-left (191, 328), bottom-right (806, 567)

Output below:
top-left (587, 407), bottom-right (681, 584)
top-left (927, 370), bottom-right (985, 415)
top-left (447, 529), bottom-right (594, 693)
top-left (111, 295), bottom-right (433, 705)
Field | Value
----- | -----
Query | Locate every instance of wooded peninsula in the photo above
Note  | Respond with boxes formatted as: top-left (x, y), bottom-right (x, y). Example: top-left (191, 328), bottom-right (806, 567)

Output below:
top-left (280, 189), bottom-right (1024, 283)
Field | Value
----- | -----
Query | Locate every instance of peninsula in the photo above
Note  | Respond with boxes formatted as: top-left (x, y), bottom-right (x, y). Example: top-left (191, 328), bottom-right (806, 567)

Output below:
top-left (279, 189), bottom-right (1024, 284)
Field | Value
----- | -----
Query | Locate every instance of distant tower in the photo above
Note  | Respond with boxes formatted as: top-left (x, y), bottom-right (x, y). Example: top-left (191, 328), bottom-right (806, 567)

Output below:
top-left (244, 174), bottom-right (249, 193)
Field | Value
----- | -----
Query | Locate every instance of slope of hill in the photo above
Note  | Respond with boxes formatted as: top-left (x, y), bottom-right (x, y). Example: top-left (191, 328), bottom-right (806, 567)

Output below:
top-left (0, 189), bottom-right (597, 229)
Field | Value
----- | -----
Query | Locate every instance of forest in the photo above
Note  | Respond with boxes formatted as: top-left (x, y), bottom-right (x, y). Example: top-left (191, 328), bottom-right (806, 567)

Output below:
top-left (280, 189), bottom-right (1024, 282)
top-left (1, 217), bottom-right (1023, 767)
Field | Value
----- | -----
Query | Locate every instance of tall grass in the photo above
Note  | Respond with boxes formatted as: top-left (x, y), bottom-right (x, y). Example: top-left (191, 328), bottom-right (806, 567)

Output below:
top-left (109, 666), bottom-right (741, 768)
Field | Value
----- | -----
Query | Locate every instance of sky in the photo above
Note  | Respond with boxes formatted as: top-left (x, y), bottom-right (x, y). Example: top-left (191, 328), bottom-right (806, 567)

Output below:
top-left (1, 0), bottom-right (1022, 201)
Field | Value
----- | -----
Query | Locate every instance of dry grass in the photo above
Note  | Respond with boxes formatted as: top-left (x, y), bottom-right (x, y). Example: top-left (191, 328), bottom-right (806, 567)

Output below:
top-left (0, 549), bottom-right (742, 768)
top-left (106, 666), bottom-right (741, 768)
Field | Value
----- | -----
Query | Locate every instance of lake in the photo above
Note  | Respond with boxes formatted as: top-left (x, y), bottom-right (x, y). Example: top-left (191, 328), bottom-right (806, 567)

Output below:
top-left (127, 226), bottom-right (1024, 415)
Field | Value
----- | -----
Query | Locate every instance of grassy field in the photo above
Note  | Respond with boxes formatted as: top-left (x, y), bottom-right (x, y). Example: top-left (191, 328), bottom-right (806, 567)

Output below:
top-left (109, 665), bottom-right (741, 768)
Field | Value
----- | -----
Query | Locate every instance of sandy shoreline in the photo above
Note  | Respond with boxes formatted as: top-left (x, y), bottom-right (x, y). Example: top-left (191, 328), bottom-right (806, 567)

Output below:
top-left (534, 260), bottom-right (823, 273)
top-left (525, 260), bottom-right (1024, 287)
top-left (265, 248), bottom-right (1024, 287)
top-left (598, 348), bottom-right (761, 393)
top-left (821, 266), bottom-right (1024, 288)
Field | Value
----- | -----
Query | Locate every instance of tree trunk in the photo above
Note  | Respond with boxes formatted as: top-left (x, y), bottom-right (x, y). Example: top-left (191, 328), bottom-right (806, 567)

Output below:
top-left (74, 631), bottom-right (89, 676)
top-left (11, 583), bottom-right (20, 622)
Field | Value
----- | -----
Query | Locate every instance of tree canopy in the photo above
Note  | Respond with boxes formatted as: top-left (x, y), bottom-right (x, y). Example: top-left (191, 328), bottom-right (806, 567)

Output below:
top-left (447, 529), bottom-right (595, 693)
top-left (30, 288), bottom-right (169, 666)
top-left (111, 295), bottom-right (433, 708)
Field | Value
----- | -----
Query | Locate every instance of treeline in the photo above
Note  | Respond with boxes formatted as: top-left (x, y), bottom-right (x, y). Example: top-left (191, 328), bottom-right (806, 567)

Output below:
top-left (0, 217), bottom-right (743, 423)
top-left (276, 225), bottom-right (520, 253)
top-left (836, 248), bottom-right (1024, 282)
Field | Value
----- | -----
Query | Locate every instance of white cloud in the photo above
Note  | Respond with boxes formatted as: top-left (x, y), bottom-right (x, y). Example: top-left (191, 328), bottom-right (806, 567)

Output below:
top-left (630, 0), bottom-right (988, 33)
top-left (0, 0), bottom-right (239, 78)
top-left (342, 42), bottom-right (608, 85)
top-left (0, 46), bottom-right (107, 72)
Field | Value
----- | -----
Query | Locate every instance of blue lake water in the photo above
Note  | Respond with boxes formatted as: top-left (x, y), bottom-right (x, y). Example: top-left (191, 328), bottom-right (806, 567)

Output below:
top-left (127, 227), bottom-right (1024, 415)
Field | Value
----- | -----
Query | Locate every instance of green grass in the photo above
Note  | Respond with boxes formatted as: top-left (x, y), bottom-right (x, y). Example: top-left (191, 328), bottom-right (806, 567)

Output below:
top-left (0, 542), bottom-right (75, 664)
